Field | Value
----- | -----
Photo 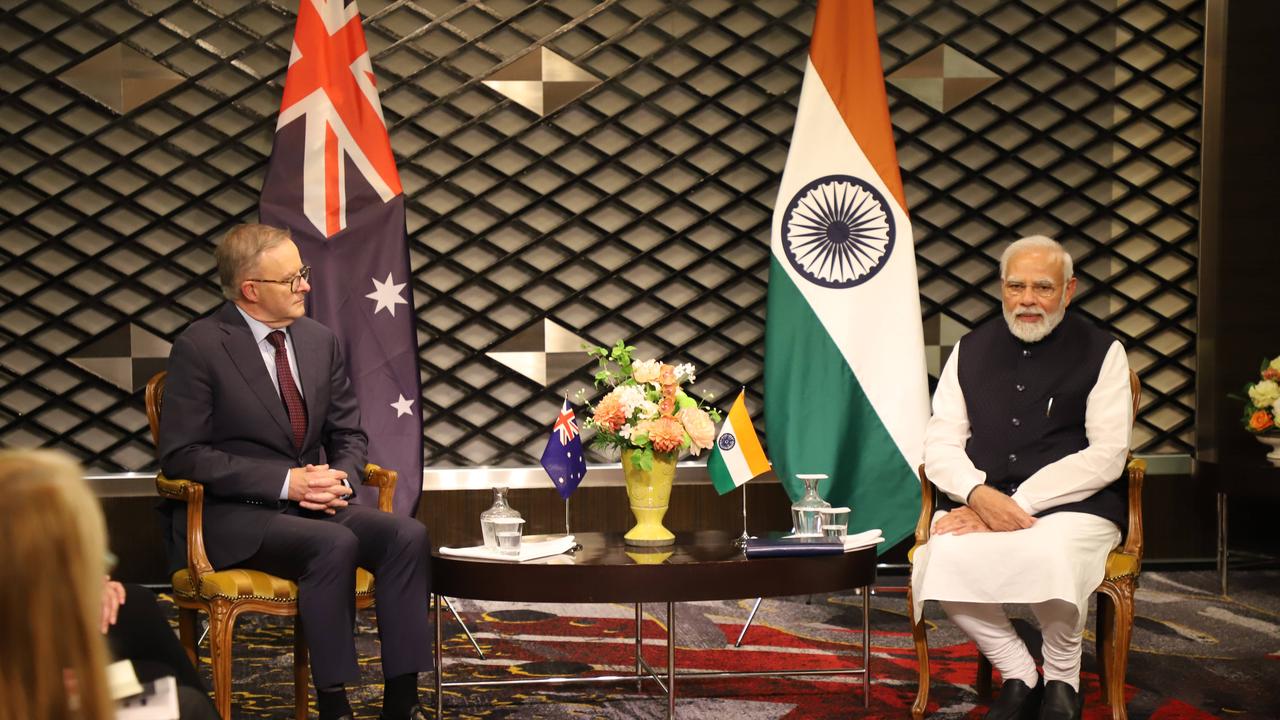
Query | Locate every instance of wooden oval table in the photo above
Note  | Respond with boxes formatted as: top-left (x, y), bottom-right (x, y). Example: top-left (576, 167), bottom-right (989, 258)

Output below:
top-left (431, 530), bottom-right (878, 718)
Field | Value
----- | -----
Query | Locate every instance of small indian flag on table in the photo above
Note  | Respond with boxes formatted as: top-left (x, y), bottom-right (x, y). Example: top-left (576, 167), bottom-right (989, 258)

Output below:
top-left (708, 390), bottom-right (771, 495)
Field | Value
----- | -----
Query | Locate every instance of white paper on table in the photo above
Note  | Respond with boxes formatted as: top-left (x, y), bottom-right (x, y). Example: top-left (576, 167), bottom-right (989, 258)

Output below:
top-left (439, 535), bottom-right (577, 563)
top-left (842, 529), bottom-right (886, 552)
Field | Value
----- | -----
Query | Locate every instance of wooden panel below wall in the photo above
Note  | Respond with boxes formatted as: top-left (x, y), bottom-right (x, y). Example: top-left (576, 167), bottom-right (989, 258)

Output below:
top-left (102, 497), bottom-right (171, 585)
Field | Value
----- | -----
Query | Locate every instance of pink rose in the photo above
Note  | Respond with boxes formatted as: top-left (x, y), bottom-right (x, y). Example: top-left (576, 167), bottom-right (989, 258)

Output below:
top-left (677, 407), bottom-right (715, 455)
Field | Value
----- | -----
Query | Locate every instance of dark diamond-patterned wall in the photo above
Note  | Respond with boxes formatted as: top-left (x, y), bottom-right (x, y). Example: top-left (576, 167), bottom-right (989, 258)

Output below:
top-left (0, 0), bottom-right (1200, 473)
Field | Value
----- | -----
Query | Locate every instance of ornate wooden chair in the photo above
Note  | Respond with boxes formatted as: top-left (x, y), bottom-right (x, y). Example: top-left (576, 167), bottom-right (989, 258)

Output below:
top-left (145, 371), bottom-right (395, 720)
top-left (906, 370), bottom-right (1145, 720)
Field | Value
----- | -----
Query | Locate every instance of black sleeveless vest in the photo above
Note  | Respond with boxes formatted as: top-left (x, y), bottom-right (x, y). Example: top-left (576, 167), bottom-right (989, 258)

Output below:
top-left (938, 312), bottom-right (1126, 529)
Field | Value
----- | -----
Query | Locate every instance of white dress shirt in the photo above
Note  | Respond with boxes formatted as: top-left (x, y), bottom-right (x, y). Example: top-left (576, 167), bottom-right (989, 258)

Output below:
top-left (235, 307), bottom-right (304, 500)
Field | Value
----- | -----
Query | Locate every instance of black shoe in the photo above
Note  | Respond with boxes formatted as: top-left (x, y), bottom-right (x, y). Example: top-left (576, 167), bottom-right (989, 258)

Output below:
top-left (1038, 680), bottom-right (1083, 720)
top-left (985, 677), bottom-right (1043, 720)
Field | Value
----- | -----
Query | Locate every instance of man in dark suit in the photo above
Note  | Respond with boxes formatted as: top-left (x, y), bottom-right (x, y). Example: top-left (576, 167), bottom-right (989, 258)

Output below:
top-left (159, 223), bottom-right (430, 720)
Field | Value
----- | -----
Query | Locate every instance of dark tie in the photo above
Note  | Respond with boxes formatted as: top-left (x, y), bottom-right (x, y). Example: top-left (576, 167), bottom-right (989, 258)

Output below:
top-left (266, 330), bottom-right (307, 450)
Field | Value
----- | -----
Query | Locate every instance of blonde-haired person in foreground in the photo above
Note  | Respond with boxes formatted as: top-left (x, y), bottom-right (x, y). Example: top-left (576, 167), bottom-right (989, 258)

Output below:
top-left (0, 448), bottom-right (114, 720)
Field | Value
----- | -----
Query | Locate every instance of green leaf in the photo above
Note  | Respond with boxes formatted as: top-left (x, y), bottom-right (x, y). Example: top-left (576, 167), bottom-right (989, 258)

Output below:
top-left (675, 391), bottom-right (697, 410)
top-left (634, 447), bottom-right (654, 472)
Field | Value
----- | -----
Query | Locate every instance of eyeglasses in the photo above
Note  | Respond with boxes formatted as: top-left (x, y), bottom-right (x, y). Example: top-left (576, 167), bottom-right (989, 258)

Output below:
top-left (1002, 280), bottom-right (1057, 299)
top-left (247, 265), bottom-right (311, 293)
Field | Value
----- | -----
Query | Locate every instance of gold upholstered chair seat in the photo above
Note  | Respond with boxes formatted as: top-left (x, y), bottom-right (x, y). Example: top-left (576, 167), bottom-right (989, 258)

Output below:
top-left (171, 567), bottom-right (376, 603)
top-left (1104, 550), bottom-right (1140, 581)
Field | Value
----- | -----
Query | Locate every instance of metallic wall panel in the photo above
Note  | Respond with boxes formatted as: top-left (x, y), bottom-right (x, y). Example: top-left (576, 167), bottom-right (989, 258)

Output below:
top-left (0, 0), bottom-right (1201, 473)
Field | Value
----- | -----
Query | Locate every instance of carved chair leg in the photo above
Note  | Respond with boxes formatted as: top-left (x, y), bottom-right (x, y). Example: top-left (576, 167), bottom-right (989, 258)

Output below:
top-left (907, 587), bottom-right (930, 719)
top-left (977, 653), bottom-right (993, 701)
top-left (176, 606), bottom-right (200, 670)
top-left (1104, 581), bottom-right (1135, 720)
top-left (207, 600), bottom-right (236, 720)
top-left (1095, 590), bottom-right (1113, 704)
top-left (294, 619), bottom-right (309, 720)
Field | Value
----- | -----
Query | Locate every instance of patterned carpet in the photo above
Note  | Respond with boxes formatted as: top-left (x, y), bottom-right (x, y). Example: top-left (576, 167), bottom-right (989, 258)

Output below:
top-left (177, 568), bottom-right (1280, 718)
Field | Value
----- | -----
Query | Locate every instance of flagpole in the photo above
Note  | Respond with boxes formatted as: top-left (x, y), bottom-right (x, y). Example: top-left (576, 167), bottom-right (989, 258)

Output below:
top-left (734, 485), bottom-right (750, 547)
top-left (734, 385), bottom-right (750, 548)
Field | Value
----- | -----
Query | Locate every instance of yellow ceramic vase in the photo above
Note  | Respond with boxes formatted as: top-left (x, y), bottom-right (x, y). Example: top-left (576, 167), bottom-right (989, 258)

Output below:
top-left (622, 448), bottom-right (677, 546)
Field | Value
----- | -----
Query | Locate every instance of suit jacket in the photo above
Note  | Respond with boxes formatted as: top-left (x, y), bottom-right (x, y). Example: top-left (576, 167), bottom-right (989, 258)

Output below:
top-left (159, 302), bottom-right (368, 572)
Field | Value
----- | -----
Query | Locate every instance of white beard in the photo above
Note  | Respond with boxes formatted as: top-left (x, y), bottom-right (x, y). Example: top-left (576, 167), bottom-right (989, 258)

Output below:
top-left (1004, 303), bottom-right (1066, 343)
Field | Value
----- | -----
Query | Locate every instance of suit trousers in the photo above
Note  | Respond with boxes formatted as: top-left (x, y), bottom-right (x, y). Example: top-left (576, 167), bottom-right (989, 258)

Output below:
top-left (235, 503), bottom-right (433, 687)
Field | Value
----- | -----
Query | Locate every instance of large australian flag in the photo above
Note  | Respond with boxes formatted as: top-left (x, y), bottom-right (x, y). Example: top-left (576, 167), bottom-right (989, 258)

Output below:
top-left (541, 400), bottom-right (587, 500)
top-left (259, 0), bottom-right (422, 514)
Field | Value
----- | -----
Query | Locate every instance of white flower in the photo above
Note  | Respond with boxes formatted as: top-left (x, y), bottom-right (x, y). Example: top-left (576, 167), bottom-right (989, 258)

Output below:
top-left (618, 424), bottom-right (635, 440)
top-left (613, 385), bottom-right (647, 416)
top-left (1273, 397), bottom-right (1280, 418)
top-left (1249, 380), bottom-right (1280, 409)
top-left (633, 399), bottom-right (660, 420)
top-left (673, 363), bottom-right (696, 384)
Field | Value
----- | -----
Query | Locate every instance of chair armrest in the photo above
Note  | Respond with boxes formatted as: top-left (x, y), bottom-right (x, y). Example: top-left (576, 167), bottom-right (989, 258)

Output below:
top-left (155, 474), bottom-right (215, 581)
top-left (908, 464), bottom-right (936, 563)
top-left (1119, 456), bottom-right (1146, 559)
top-left (363, 463), bottom-right (398, 514)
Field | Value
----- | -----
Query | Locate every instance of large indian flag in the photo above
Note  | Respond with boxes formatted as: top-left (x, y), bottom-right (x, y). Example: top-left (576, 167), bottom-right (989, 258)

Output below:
top-left (764, 0), bottom-right (929, 553)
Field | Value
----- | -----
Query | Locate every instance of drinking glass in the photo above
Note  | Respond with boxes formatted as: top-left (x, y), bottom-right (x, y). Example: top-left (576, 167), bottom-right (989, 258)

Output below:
top-left (819, 506), bottom-right (851, 540)
top-left (492, 517), bottom-right (525, 555)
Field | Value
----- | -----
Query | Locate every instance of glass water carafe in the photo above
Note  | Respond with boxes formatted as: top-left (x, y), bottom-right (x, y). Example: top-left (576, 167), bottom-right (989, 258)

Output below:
top-left (480, 486), bottom-right (522, 548)
top-left (790, 474), bottom-right (831, 535)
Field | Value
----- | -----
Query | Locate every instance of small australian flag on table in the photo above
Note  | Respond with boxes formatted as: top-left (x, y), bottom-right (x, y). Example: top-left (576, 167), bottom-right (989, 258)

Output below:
top-left (541, 400), bottom-right (586, 499)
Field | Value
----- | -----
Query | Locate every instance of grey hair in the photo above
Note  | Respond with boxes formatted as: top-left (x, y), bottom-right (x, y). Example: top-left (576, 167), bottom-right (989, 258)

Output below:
top-left (998, 235), bottom-right (1073, 286)
top-left (214, 224), bottom-right (292, 301)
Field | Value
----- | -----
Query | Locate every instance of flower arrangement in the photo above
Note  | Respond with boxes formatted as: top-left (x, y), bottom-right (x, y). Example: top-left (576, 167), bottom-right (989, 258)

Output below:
top-left (1240, 355), bottom-right (1280, 434)
top-left (583, 341), bottom-right (721, 471)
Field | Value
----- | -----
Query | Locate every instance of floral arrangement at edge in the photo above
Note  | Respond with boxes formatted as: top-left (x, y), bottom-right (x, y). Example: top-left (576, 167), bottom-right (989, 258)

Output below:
top-left (582, 340), bottom-right (722, 472)
top-left (1240, 354), bottom-right (1280, 435)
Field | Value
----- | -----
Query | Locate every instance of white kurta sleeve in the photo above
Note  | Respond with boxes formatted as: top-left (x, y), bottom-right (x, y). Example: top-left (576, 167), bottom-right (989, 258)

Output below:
top-left (1011, 341), bottom-right (1132, 515)
top-left (922, 343), bottom-right (987, 504)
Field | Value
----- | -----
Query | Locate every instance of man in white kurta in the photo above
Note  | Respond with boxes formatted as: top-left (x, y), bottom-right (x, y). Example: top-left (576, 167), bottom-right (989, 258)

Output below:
top-left (910, 236), bottom-right (1132, 720)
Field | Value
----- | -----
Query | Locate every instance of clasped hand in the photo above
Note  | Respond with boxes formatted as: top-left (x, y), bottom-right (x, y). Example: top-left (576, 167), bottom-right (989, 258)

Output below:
top-left (933, 485), bottom-right (1035, 535)
top-left (288, 463), bottom-right (350, 514)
